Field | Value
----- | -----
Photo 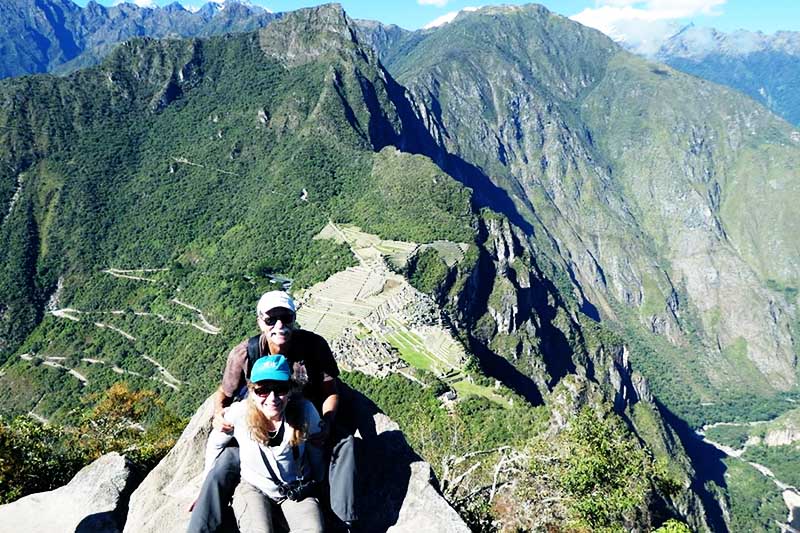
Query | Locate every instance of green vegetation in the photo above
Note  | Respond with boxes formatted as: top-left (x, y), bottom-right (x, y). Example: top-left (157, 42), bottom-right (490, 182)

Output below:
top-left (451, 379), bottom-right (508, 407)
top-left (724, 459), bottom-right (787, 532)
top-left (406, 247), bottom-right (451, 296)
top-left (344, 371), bottom-right (678, 531)
top-left (743, 444), bottom-right (800, 487)
top-left (557, 408), bottom-right (680, 530)
top-left (704, 424), bottom-right (757, 449)
top-left (514, 407), bottom-right (681, 532)
top-left (0, 416), bottom-right (85, 503)
top-left (0, 25), bottom-right (476, 422)
top-left (0, 382), bottom-right (184, 504)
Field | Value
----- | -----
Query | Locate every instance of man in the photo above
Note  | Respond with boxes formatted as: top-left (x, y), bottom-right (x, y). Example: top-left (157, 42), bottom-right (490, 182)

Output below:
top-left (215, 290), bottom-right (340, 443)
top-left (189, 291), bottom-right (349, 533)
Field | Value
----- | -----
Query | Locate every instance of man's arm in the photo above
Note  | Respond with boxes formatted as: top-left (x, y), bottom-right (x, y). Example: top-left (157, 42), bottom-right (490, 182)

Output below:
top-left (310, 377), bottom-right (339, 445)
top-left (214, 340), bottom-right (248, 432)
top-left (212, 386), bottom-right (234, 433)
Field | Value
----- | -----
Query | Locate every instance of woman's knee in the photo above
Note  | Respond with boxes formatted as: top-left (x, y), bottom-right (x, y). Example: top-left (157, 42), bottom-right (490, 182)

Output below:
top-left (281, 497), bottom-right (324, 533)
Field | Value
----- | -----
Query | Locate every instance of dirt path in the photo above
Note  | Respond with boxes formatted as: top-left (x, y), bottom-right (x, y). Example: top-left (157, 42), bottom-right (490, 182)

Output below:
top-left (50, 308), bottom-right (81, 321)
top-left (172, 156), bottom-right (239, 176)
top-left (95, 322), bottom-right (137, 341)
top-left (103, 268), bottom-right (159, 283)
top-left (171, 298), bottom-right (221, 334)
top-left (27, 411), bottom-right (48, 424)
top-left (142, 354), bottom-right (182, 386)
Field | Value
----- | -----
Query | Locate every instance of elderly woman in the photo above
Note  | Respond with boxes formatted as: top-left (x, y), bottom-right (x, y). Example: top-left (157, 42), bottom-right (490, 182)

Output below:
top-left (202, 354), bottom-right (324, 533)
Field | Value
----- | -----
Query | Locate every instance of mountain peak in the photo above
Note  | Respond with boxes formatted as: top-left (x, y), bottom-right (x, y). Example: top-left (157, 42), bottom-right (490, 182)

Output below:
top-left (257, 3), bottom-right (361, 68)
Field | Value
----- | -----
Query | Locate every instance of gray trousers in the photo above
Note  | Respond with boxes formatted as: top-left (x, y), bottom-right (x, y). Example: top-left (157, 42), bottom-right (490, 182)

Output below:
top-left (233, 481), bottom-right (323, 533)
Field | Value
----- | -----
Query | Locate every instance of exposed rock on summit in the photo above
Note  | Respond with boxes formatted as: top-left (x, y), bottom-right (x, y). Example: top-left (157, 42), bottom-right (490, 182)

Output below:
top-left (0, 452), bottom-right (139, 533)
top-left (123, 394), bottom-right (469, 532)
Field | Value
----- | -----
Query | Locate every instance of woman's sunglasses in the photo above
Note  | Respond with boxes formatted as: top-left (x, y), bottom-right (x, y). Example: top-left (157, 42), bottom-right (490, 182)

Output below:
top-left (252, 383), bottom-right (292, 397)
top-left (263, 313), bottom-right (295, 326)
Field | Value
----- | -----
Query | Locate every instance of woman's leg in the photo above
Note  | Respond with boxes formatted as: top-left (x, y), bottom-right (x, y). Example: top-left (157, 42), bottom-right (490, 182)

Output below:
top-left (232, 481), bottom-right (275, 533)
top-left (280, 497), bottom-right (324, 533)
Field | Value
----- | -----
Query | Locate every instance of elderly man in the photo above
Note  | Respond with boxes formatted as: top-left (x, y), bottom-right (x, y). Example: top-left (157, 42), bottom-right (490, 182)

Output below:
top-left (189, 291), bottom-right (354, 533)
top-left (215, 291), bottom-right (340, 440)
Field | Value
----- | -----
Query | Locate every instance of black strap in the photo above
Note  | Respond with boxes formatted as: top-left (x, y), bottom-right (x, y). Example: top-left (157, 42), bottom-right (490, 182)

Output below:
top-left (256, 429), bottom-right (306, 502)
top-left (245, 334), bottom-right (261, 379)
top-left (258, 444), bottom-right (285, 487)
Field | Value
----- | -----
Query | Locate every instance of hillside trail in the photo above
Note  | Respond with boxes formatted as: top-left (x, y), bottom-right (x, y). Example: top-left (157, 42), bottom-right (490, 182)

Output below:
top-left (1, 174), bottom-right (24, 227)
top-left (698, 427), bottom-right (800, 530)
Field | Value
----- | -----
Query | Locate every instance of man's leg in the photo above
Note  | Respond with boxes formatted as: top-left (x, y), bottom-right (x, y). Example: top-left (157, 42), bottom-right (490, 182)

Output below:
top-left (280, 496), bottom-right (324, 533)
top-left (187, 446), bottom-right (241, 533)
top-left (328, 433), bottom-right (359, 524)
top-left (232, 481), bottom-right (276, 533)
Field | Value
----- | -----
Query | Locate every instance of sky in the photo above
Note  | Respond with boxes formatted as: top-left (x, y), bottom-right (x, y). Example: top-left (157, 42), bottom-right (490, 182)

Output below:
top-left (77, 0), bottom-right (800, 37)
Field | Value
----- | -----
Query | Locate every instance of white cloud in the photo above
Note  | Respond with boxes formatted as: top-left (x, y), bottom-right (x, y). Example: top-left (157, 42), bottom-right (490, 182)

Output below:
top-left (114, 0), bottom-right (157, 7)
top-left (418, 0), bottom-right (450, 7)
top-left (571, 0), bottom-right (726, 42)
top-left (423, 6), bottom-right (479, 29)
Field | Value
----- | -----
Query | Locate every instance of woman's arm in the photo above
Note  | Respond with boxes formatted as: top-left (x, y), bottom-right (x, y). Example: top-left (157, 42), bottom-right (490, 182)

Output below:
top-left (202, 402), bottom-right (244, 474)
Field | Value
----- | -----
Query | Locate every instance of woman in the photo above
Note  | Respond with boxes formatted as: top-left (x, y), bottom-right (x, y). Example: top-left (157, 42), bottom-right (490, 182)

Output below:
top-left (203, 354), bottom-right (325, 533)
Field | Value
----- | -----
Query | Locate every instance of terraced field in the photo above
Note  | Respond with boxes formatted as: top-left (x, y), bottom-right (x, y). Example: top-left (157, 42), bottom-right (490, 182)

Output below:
top-left (305, 222), bottom-right (508, 406)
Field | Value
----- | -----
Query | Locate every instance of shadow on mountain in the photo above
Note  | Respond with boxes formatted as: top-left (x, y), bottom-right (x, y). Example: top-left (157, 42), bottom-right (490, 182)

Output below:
top-left (379, 71), bottom-right (534, 236)
top-left (657, 399), bottom-right (729, 533)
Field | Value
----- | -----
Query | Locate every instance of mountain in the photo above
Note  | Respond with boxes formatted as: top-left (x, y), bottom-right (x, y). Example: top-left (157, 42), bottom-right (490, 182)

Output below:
top-left (2, 2), bottom-right (800, 530)
top-left (369, 6), bottom-right (800, 529)
top-left (379, 3), bottom-right (800, 419)
top-left (0, 0), bottom-right (277, 78)
top-left (619, 25), bottom-right (800, 127)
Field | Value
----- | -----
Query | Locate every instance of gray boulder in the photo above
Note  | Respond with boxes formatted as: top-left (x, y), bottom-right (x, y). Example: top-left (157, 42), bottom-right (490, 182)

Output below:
top-left (0, 452), bottom-right (138, 533)
top-left (124, 391), bottom-right (469, 532)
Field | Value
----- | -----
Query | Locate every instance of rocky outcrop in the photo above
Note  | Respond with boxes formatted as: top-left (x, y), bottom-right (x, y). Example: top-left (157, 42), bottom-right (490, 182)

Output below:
top-left (764, 428), bottom-right (800, 447)
top-left (387, 4), bottom-right (800, 394)
top-left (123, 392), bottom-right (469, 532)
top-left (0, 452), bottom-right (139, 533)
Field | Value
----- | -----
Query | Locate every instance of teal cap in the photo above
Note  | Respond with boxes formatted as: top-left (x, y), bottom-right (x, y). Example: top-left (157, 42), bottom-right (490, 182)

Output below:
top-left (250, 354), bottom-right (291, 382)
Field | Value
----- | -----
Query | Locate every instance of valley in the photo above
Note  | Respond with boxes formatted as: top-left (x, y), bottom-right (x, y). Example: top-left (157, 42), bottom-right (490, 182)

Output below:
top-left (0, 2), bottom-right (798, 531)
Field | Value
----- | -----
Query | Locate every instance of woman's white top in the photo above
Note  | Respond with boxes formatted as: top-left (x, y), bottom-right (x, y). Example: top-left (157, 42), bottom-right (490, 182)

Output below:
top-left (204, 399), bottom-right (323, 500)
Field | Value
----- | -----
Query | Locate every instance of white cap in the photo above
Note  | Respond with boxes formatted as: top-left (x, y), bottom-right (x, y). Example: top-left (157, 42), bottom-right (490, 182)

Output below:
top-left (256, 291), bottom-right (296, 317)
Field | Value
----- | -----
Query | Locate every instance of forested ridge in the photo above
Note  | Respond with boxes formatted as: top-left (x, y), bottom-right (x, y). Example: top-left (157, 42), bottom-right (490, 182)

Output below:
top-left (1, 3), bottom-right (799, 531)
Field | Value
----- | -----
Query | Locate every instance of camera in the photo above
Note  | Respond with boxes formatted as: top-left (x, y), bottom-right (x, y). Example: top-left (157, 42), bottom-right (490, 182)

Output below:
top-left (278, 479), bottom-right (317, 501)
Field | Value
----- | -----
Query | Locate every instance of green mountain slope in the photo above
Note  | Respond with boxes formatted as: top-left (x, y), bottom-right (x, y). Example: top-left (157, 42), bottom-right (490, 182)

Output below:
top-left (381, 4), bottom-right (800, 427)
top-left (0, 6), bottom-right (473, 416)
top-left (0, 0), bottom-right (277, 79)
top-left (2, 3), bottom-right (787, 530)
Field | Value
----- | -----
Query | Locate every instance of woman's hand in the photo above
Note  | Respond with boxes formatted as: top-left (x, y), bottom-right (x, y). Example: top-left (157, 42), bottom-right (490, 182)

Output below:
top-left (212, 407), bottom-right (233, 433)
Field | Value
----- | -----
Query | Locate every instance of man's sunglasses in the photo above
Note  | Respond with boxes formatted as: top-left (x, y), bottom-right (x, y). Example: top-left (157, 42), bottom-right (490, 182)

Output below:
top-left (252, 383), bottom-right (292, 397)
top-left (263, 313), bottom-right (295, 326)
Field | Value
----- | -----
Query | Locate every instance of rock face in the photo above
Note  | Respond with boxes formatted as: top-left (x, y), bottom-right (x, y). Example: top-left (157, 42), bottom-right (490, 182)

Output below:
top-left (0, 0), bottom-right (277, 79)
top-left (0, 452), bottom-right (139, 533)
top-left (381, 4), bottom-right (800, 398)
top-left (123, 392), bottom-right (469, 533)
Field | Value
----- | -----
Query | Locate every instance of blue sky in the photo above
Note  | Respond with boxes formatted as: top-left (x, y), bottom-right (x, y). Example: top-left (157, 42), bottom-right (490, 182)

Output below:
top-left (78, 1), bottom-right (800, 34)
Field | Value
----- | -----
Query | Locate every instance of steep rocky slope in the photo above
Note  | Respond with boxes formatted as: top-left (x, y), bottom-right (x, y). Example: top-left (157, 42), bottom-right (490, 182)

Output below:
top-left (4, 2), bottom-right (798, 530)
top-left (378, 5), bottom-right (800, 422)
top-left (0, 0), bottom-right (277, 78)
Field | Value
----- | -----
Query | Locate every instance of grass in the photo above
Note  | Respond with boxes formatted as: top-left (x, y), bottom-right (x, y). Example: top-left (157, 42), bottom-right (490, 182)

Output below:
top-left (452, 379), bottom-right (509, 407)
top-left (384, 330), bottom-right (441, 373)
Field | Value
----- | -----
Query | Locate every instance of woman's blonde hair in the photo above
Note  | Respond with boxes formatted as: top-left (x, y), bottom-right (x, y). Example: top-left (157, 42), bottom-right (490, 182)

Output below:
top-left (246, 387), bottom-right (309, 447)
